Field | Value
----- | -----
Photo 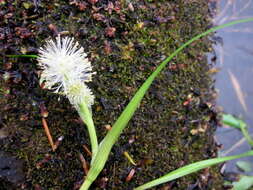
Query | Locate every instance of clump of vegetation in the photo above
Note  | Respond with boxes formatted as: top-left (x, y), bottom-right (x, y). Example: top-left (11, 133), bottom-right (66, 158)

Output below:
top-left (7, 18), bottom-right (253, 190)
top-left (3, 1), bottom-right (252, 190)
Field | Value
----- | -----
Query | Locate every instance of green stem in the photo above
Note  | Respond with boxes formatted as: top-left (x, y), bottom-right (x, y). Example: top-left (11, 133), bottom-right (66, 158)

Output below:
top-left (78, 101), bottom-right (98, 156)
top-left (241, 126), bottom-right (253, 147)
top-left (6, 54), bottom-right (38, 58)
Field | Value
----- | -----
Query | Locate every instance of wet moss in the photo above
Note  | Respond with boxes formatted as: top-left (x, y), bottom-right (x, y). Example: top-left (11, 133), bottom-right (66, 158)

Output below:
top-left (0, 0), bottom-right (223, 189)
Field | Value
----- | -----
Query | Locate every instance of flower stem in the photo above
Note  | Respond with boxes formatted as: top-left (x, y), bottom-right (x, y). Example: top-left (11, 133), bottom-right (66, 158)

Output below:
top-left (80, 177), bottom-right (93, 190)
top-left (78, 101), bottom-right (98, 156)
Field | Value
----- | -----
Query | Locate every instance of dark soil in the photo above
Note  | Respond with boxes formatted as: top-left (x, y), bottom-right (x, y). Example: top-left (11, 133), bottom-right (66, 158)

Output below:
top-left (0, 0), bottom-right (223, 190)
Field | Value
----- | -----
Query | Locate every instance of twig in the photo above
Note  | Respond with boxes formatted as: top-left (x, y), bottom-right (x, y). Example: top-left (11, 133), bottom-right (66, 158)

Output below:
top-left (83, 144), bottom-right (92, 157)
top-left (79, 153), bottom-right (89, 175)
top-left (42, 118), bottom-right (56, 151)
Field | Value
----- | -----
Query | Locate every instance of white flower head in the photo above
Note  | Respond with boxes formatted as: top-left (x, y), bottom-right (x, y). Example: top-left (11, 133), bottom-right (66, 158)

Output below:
top-left (37, 35), bottom-right (95, 107)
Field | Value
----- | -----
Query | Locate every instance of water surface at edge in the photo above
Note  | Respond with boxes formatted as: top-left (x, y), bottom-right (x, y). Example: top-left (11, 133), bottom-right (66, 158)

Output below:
top-left (213, 0), bottom-right (253, 174)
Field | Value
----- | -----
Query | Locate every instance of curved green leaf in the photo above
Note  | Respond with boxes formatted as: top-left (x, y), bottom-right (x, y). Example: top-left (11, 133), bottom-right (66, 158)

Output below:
top-left (80, 18), bottom-right (253, 190)
top-left (134, 151), bottom-right (253, 190)
top-left (233, 175), bottom-right (253, 190)
top-left (222, 114), bottom-right (246, 129)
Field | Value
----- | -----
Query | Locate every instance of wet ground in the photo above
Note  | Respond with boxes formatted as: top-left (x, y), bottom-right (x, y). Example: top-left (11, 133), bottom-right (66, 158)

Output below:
top-left (213, 0), bottom-right (253, 175)
top-left (1, 0), bottom-right (224, 189)
top-left (0, 151), bottom-right (25, 189)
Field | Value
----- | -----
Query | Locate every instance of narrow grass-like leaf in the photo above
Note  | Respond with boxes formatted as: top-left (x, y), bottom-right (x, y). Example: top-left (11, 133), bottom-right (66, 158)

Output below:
top-left (222, 114), bottom-right (253, 147)
top-left (240, 127), bottom-right (253, 147)
top-left (80, 18), bottom-right (253, 190)
top-left (236, 161), bottom-right (253, 172)
top-left (6, 54), bottom-right (38, 58)
top-left (232, 175), bottom-right (253, 190)
top-left (222, 114), bottom-right (246, 129)
top-left (134, 151), bottom-right (253, 190)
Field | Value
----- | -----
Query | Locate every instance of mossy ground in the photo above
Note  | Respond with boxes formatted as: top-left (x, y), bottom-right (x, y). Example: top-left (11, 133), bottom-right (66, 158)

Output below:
top-left (0, 0), bottom-right (223, 189)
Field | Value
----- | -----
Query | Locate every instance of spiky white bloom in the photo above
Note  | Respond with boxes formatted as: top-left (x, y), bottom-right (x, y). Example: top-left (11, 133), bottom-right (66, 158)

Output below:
top-left (37, 35), bottom-right (95, 107)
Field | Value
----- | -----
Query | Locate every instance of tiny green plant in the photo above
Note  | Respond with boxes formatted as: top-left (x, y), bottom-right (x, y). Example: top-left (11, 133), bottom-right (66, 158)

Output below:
top-left (9, 18), bottom-right (253, 190)
top-left (231, 175), bottom-right (253, 190)
top-left (221, 114), bottom-right (253, 190)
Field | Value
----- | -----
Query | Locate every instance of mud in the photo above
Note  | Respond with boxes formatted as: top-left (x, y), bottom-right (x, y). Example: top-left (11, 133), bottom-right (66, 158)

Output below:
top-left (0, 0), bottom-right (223, 189)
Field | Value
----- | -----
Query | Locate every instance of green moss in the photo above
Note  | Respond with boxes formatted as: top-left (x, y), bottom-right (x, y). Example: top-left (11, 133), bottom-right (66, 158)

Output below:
top-left (0, 0), bottom-right (223, 189)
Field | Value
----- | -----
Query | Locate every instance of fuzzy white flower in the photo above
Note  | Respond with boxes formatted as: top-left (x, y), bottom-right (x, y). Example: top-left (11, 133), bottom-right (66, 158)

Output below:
top-left (37, 35), bottom-right (95, 107)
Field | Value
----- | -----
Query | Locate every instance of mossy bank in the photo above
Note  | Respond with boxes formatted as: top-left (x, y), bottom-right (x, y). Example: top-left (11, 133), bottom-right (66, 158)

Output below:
top-left (0, 0), bottom-right (223, 189)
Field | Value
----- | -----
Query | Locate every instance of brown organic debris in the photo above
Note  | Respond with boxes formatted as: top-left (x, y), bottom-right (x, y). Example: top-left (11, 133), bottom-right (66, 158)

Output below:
top-left (36, 154), bottom-right (52, 169)
top-left (48, 23), bottom-right (58, 35)
top-left (70, 0), bottom-right (87, 11)
top-left (125, 169), bottom-right (135, 182)
top-left (105, 27), bottom-right (116, 37)
top-left (20, 113), bottom-right (29, 121)
top-left (105, 1), bottom-right (114, 14)
top-left (104, 124), bottom-right (112, 131)
top-left (128, 3), bottom-right (134, 12)
top-left (42, 118), bottom-right (56, 151)
top-left (104, 40), bottom-right (112, 54)
top-left (114, 1), bottom-right (121, 13)
top-left (190, 123), bottom-right (208, 135)
top-left (15, 27), bottom-right (33, 39)
top-left (97, 177), bottom-right (109, 189)
top-left (39, 102), bottom-right (49, 118)
top-left (83, 144), bottom-right (92, 156)
top-left (88, 0), bottom-right (98, 4)
top-left (93, 13), bottom-right (105, 21)
top-left (79, 153), bottom-right (89, 175)
top-left (34, 184), bottom-right (42, 190)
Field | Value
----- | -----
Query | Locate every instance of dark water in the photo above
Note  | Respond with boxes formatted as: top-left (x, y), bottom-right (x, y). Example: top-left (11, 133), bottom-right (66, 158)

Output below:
top-left (213, 0), bottom-right (253, 174)
top-left (0, 151), bottom-right (25, 187)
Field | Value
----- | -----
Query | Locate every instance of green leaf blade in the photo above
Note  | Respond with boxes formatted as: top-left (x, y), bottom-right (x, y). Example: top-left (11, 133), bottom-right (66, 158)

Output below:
top-left (6, 54), bottom-right (38, 58)
top-left (134, 151), bottom-right (253, 190)
top-left (236, 161), bottom-right (253, 172)
top-left (222, 114), bottom-right (247, 129)
top-left (233, 175), bottom-right (253, 190)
